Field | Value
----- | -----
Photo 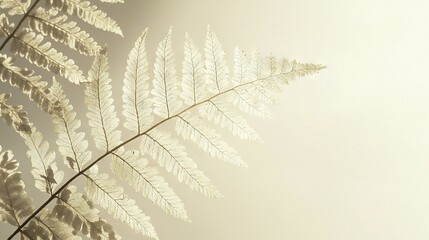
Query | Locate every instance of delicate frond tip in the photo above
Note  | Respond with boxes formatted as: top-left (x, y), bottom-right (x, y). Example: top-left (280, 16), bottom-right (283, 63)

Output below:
top-left (29, 8), bottom-right (102, 56)
top-left (11, 30), bottom-right (86, 84)
top-left (0, 54), bottom-right (63, 117)
top-left (0, 93), bottom-right (32, 134)
top-left (85, 48), bottom-right (121, 151)
top-left (279, 58), bottom-right (326, 82)
top-left (0, 147), bottom-right (34, 226)
top-left (0, 13), bottom-right (15, 38)
top-left (50, 79), bottom-right (91, 172)
top-left (205, 25), bottom-right (229, 93)
top-left (23, 126), bottom-right (64, 194)
top-left (181, 32), bottom-right (206, 105)
top-left (85, 168), bottom-right (158, 239)
top-left (46, 0), bottom-right (123, 36)
top-left (176, 113), bottom-right (247, 167)
top-left (111, 149), bottom-right (189, 221)
top-left (53, 185), bottom-right (121, 239)
top-left (141, 130), bottom-right (223, 198)
top-left (123, 28), bottom-right (153, 133)
top-left (0, 0), bottom-right (30, 16)
top-left (199, 99), bottom-right (262, 141)
top-left (152, 28), bottom-right (182, 118)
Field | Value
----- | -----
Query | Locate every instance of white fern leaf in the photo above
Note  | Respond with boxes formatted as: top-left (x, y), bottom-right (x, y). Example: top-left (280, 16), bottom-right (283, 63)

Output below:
top-left (199, 99), bottom-right (261, 141)
top-left (23, 209), bottom-right (82, 240)
top-left (53, 185), bottom-right (121, 240)
top-left (111, 149), bottom-right (188, 220)
top-left (232, 47), bottom-right (249, 85)
top-left (205, 25), bottom-right (229, 93)
top-left (176, 113), bottom-right (246, 167)
top-left (11, 30), bottom-right (85, 84)
top-left (85, 169), bottom-right (158, 239)
top-left (0, 0), bottom-right (30, 16)
top-left (0, 13), bottom-right (15, 37)
top-left (85, 48), bottom-right (121, 151)
top-left (123, 28), bottom-right (153, 133)
top-left (152, 28), bottom-right (182, 118)
top-left (28, 8), bottom-right (101, 56)
top-left (140, 129), bottom-right (222, 197)
top-left (0, 147), bottom-right (34, 226)
top-left (50, 79), bottom-right (91, 171)
top-left (0, 93), bottom-right (32, 134)
top-left (0, 54), bottom-right (62, 117)
top-left (181, 32), bottom-right (206, 105)
top-left (23, 126), bottom-right (64, 194)
top-left (227, 89), bottom-right (272, 118)
top-left (47, 0), bottom-right (123, 36)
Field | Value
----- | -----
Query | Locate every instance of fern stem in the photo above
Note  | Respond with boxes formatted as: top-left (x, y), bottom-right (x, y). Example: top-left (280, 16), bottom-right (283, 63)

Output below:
top-left (0, 0), bottom-right (42, 52)
top-left (8, 72), bottom-right (291, 239)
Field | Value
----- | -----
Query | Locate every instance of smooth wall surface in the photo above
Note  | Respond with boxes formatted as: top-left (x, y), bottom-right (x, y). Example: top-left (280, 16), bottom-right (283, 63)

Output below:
top-left (1, 0), bottom-right (429, 239)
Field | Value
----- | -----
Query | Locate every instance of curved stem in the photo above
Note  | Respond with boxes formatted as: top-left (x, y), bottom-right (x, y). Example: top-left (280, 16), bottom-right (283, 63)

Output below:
top-left (0, 0), bottom-right (42, 52)
top-left (8, 72), bottom-right (287, 239)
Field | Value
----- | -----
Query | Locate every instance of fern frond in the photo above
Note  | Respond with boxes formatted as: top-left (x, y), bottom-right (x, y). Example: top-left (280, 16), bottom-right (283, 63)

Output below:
top-left (85, 48), bottom-right (121, 151)
top-left (181, 32), bottom-right (206, 105)
top-left (0, 147), bottom-right (34, 226)
top-left (122, 28), bottom-right (153, 133)
top-left (22, 126), bottom-right (64, 194)
top-left (152, 28), bottom-right (182, 118)
top-left (141, 129), bottom-right (222, 198)
top-left (0, 93), bottom-right (32, 134)
top-left (85, 168), bottom-right (158, 239)
top-left (28, 8), bottom-right (101, 56)
top-left (50, 78), bottom-right (91, 171)
top-left (111, 149), bottom-right (188, 221)
top-left (205, 25), bottom-right (229, 93)
top-left (0, 0), bottom-right (30, 16)
top-left (52, 185), bottom-right (121, 240)
top-left (199, 99), bottom-right (261, 141)
top-left (227, 89), bottom-right (272, 118)
top-left (0, 13), bottom-right (15, 37)
top-left (232, 48), bottom-right (248, 85)
top-left (11, 30), bottom-right (85, 84)
top-left (46, 0), bottom-right (123, 36)
top-left (0, 54), bottom-right (62, 117)
top-left (176, 113), bottom-right (246, 167)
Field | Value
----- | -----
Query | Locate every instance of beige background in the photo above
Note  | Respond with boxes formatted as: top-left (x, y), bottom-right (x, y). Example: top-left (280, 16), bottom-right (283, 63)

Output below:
top-left (2, 0), bottom-right (429, 239)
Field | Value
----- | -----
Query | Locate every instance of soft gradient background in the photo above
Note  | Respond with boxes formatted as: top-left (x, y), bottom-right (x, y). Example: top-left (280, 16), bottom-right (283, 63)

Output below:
top-left (2, 0), bottom-right (429, 239)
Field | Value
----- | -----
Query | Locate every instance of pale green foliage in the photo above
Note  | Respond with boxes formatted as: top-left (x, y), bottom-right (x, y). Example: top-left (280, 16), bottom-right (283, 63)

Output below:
top-left (0, 1), bottom-right (325, 239)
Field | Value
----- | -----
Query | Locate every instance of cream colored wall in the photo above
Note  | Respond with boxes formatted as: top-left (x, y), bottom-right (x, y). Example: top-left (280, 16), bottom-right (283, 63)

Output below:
top-left (1, 0), bottom-right (429, 239)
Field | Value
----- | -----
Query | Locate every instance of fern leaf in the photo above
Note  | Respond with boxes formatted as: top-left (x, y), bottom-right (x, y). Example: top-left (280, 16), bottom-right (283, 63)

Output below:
top-left (47, 0), bottom-right (123, 36)
top-left (205, 25), bottom-right (229, 93)
top-left (199, 99), bottom-right (261, 141)
top-left (111, 149), bottom-right (188, 221)
top-left (181, 32), bottom-right (206, 105)
top-left (11, 30), bottom-right (85, 84)
top-left (232, 48), bottom-right (249, 85)
top-left (0, 13), bottom-right (15, 37)
top-left (85, 168), bottom-right (158, 239)
top-left (140, 129), bottom-right (222, 198)
top-left (23, 126), bottom-right (64, 194)
top-left (0, 0), bottom-right (30, 16)
top-left (28, 8), bottom-right (101, 56)
top-left (0, 54), bottom-right (62, 117)
top-left (122, 28), bottom-right (153, 133)
top-left (50, 79), bottom-right (91, 171)
top-left (175, 113), bottom-right (246, 167)
top-left (85, 48), bottom-right (121, 151)
top-left (152, 28), bottom-right (182, 118)
top-left (0, 93), bottom-right (32, 134)
top-left (0, 146), bottom-right (34, 226)
top-left (227, 89), bottom-right (272, 118)
top-left (53, 185), bottom-right (121, 240)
